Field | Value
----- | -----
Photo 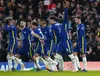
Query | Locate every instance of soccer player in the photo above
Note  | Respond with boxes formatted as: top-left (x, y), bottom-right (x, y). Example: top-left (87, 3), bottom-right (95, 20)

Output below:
top-left (5, 17), bottom-right (24, 71)
top-left (16, 21), bottom-right (45, 71)
top-left (56, 1), bottom-right (78, 72)
top-left (40, 19), bottom-right (57, 71)
top-left (49, 16), bottom-right (63, 71)
top-left (31, 21), bottom-right (46, 71)
top-left (73, 16), bottom-right (87, 72)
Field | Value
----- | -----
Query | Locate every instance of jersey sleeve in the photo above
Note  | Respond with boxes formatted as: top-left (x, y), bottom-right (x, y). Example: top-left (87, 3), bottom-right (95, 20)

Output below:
top-left (48, 28), bottom-right (54, 40)
top-left (79, 26), bottom-right (85, 48)
top-left (5, 24), bottom-right (13, 31)
top-left (63, 8), bottom-right (68, 23)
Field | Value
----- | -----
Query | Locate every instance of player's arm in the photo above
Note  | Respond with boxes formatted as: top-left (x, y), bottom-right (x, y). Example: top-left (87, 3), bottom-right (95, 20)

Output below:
top-left (79, 26), bottom-right (85, 48)
top-left (73, 27), bottom-right (85, 48)
top-left (48, 28), bottom-right (54, 41)
top-left (5, 24), bottom-right (12, 31)
top-left (63, 1), bottom-right (69, 23)
top-left (31, 30), bottom-right (44, 40)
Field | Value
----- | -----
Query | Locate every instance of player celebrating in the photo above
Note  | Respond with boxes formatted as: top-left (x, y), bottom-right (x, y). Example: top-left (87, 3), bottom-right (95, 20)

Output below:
top-left (5, 17), bottom-right (24, 71)
top-left (49, 16), bottom-right (63, 71)
top-left (31, 20), bottom-right (46, 71)
top-left (56, 1), bottom-right (78, 72)
top-left (40, 19), bottom-right (58, 71)
top-left (73, 16), bottom-right (87, 72)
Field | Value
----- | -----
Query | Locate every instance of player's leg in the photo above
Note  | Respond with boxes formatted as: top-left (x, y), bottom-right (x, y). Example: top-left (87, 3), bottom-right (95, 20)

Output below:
top-left (33, 54), bottom-right (41, 71)
top-left (55, 53), bottom-right (64, 71)
top-left (54, 43), bottom-right (64, 71)
top-left (32, 44), bottom-right (43, 71)
top-left (15, 54), bottom-right (25, 71)
top-left (7, 45), bottom-right (13, 71)
top-left (80, 44), bottom-right (87, 72)
top-left (44, 45), bottom-right (58, 71)
top-left (64, 40), bottom-right (78, 72)
top-left (15, 47), bottom-right (25, 71)
top-left (7, 53), bottom-right (12, 71)
top-left (73, 46), bottom-right (81, 70)
top-left (68, 54), bottom-right (78, 72)
top-left (81, 54), bottom-right (87, 72)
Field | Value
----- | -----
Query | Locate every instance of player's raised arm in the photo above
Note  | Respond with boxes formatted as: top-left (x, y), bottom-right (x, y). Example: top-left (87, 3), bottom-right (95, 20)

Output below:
top-left (63, 1), bottom-right (69, 23)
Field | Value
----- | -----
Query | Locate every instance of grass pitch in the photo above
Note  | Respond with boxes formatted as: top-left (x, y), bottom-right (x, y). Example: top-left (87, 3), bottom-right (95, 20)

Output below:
top-left (0, 71), bottom-right (100, 76)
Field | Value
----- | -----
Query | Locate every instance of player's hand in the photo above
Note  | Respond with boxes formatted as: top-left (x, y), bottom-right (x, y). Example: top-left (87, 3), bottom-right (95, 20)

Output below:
top-left (73, 42), bottom-right (77, 47)
top-left (18, 41), bottom-right (22, 47)
top-left (40, 39), bottom-right (44, 45)
top-left (63, 0), bottom-right (69, 8)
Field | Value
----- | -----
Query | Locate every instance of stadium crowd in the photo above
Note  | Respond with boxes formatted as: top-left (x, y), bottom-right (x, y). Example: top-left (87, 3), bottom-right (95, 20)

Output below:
top-left (0, 0), bottom-right (100, 62)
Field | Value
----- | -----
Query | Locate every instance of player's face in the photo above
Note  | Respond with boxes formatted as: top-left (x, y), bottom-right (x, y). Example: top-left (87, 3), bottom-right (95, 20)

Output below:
top-left (20, 25), bottom-right (25, 30)
top-left (40, 21), bottom-right (45, 27)
top-left (49, 19), bottom-right (54, 25)
top-left (74, 18), bottom-right (79, 24)
top-left (8, 20), bottom-right (13, 26)
top-left (32, 25), bottom-right (36, 30)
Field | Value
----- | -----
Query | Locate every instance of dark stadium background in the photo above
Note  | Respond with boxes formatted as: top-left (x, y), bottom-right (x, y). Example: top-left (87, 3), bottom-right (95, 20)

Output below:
top-left (0, 0), bottom-right (100, 62)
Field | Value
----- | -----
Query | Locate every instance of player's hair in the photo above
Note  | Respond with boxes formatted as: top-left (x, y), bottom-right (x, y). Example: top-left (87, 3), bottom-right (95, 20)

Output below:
top-left (20, 21), bottom-right (26, 26)
top-left (31, 20), bottom-right (38, 27)
top-left (4, 17), bottom-right (13, 24)
top-left (49, 16), bottom-right (56, 21)
top-left (74, 15), bottom-right (81, 19)
top-left (40, 18), bottom-right (47, 24)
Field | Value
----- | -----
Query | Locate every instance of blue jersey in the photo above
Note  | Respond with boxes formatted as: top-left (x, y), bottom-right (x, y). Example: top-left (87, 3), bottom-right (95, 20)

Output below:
top-left (74, 23), bottom-right (87, 54)
top-left (76, 24), bottom-right (86, 48)
top-left (22, 27), bottom-right (31, 45)
top-left (21, 27), bottom-right (32, 56)
top-left (41, 26), bottom-right (53, 56)
top-left (32, 28), bottom-right (44, 55)
top-left (41, 26), bottom-right (53, 45)
top-left (60, 8), bottom-right (70, 41)
top-left (50, 22), bottom-right (61, 45)
top-left (5, 24), bottom-right (17, 54)
top-left (33, 28), bottom-right (44, 42)
top-left (56, 8), bottom-right (73, 55)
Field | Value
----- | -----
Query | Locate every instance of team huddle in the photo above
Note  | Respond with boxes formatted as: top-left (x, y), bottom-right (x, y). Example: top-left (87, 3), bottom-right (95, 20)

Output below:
top-left (4, 1), bottom-right (87, 72)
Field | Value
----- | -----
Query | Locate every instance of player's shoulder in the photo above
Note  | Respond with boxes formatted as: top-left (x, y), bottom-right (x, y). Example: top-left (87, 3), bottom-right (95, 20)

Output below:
top-left (11, 25), bottom-right (16, 30)
top-left (54, 22), bottom-right (61, 26)
top-left (37, 28), bottom-right (41, 31)
top-left (11, 25), bottom-right (15, 28)
top-left (45, 26), bottom-right (50, 30)
top-left (80, 24), bottom-right (85, 30)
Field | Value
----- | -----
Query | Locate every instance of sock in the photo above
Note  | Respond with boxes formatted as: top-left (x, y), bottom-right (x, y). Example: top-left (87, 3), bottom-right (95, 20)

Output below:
top-left (8, 59), bottom-right (12, 70)
top-left (54, 53), bottom-right (64, 71)
top-left (48, 57), bottom-right (58, 65)
top-left (75, 55), bottom-right (81, 68)
top-left (16, 58), bottom-right (25, 70)
top-left (82, 57), bottom-right (87, 70)
top-left (34, 62), bottom-right (37, 68)
top-left (68, 54), bottom-right (78, 71)
top-left (7, 55), bottom-right (12, 70)
top-left (39, 57), bottom-right (46, 65)
top-left (58, 59), bottom-right (64, 71)
top-left (35, 57), bottom-right (41, 69)
top-left (14, 60), bottom-right (18, 69)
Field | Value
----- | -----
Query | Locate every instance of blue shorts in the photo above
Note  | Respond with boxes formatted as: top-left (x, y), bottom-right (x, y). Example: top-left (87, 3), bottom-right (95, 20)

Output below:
top-left (8, 43), bottom-right (17, 54)
top-left (43, 44), bottom-right (53, 56)
top-left (33, 43), bottom-right (44, 56)
top-left (18, 45), bottom-right (33, 57)
top-left (73, 44), bottom-right (86, 54)
top-left (57, 40), bottom-right (72, 55)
